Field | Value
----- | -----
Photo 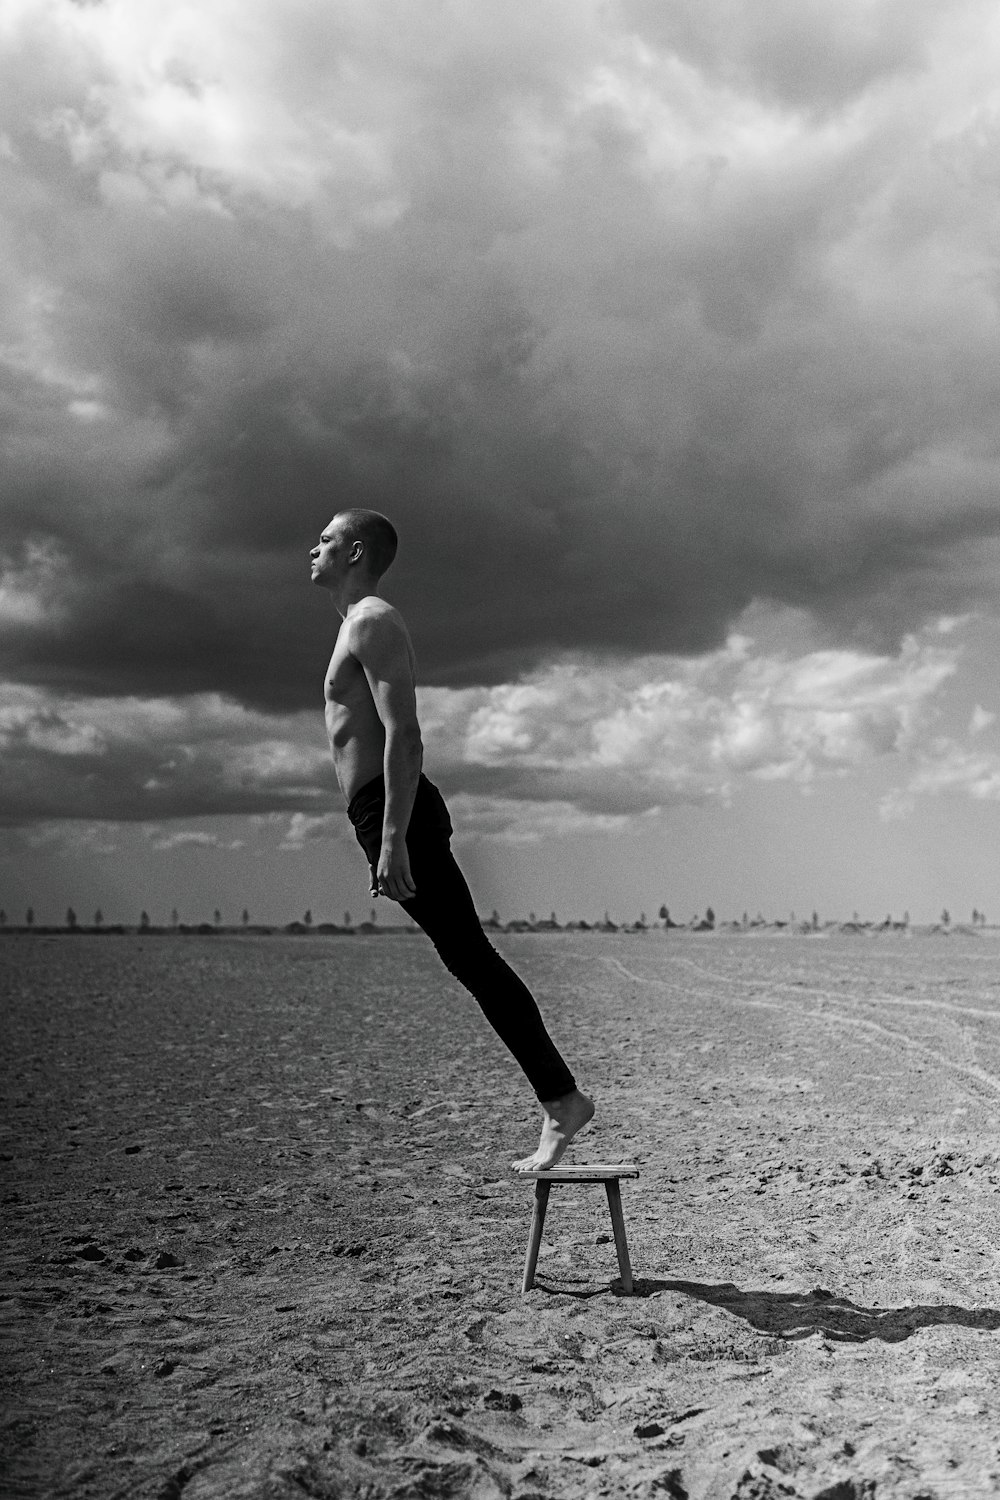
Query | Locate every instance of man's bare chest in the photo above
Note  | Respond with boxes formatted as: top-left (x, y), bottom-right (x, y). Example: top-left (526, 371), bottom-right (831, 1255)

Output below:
top-left (324, 638), bottom-right (368, 707)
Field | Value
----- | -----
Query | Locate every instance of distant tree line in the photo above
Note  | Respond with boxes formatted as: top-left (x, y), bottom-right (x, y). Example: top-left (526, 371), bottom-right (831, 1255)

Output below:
top-left (0, 903), bottom-right (992, 933)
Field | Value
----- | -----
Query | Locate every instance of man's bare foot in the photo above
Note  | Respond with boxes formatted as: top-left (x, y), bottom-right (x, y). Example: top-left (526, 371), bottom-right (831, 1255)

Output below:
top-left (512, 1089), bottom-right (595, 1172)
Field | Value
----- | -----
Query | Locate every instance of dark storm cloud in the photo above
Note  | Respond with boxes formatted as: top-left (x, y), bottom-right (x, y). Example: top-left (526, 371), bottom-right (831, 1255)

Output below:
top-left (4, 0), bottom-right (1000, 715)
top-left (0, 688), bottom-right (334, 825)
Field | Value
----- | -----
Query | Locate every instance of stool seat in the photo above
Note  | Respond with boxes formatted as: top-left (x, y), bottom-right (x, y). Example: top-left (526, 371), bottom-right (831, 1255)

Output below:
top-left (520, 1163), bottom-right (639, 1181)
top-left (514, 1162), bottom-right (639, 1294)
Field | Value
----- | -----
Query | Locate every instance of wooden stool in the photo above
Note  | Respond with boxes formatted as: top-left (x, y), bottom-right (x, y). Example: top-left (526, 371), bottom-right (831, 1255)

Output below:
top-left (515, 1164), bottom-right (639, 1294)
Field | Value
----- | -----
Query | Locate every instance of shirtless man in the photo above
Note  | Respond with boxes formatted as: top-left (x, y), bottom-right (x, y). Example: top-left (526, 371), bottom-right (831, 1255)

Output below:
top-left (310, 508), bottom-right (594, 1171)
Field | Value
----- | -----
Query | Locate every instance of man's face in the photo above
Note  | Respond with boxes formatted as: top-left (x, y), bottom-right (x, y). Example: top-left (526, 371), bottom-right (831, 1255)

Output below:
top-left (309, 517), bottom-right (352, 588)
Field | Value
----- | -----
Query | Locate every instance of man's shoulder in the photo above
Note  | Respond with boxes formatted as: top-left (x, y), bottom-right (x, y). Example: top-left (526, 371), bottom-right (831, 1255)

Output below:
top-left (348, 596), bottom-right (407, 632)
top-left (345, 598), bottom-right (411, 656)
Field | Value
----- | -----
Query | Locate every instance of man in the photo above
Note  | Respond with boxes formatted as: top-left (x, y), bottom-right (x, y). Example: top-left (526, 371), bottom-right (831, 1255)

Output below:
top-left (310, 508), bottom-right (593, 1171)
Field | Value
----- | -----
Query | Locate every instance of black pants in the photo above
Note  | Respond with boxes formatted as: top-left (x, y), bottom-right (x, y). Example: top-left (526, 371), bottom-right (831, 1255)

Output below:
top-left (347, 773), bottom-right (576, 1102)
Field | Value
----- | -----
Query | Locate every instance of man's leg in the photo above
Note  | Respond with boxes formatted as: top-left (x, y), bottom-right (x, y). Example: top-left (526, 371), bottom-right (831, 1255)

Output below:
top-left (401, 839), bottom-right (573, 1099)
top-left (401, 830), bottom-right (593, 1169)
top-left (348, 773), bottom-right (593, 1168)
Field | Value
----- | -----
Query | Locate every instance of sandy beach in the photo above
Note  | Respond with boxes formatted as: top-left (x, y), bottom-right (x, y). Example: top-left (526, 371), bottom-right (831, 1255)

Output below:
top-left (4, 929), bottom-right (1000, 1499)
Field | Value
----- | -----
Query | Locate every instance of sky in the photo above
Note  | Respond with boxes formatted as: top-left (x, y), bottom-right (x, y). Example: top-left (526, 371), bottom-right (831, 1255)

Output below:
top-left (4, 0), bottom-right (1000, 926)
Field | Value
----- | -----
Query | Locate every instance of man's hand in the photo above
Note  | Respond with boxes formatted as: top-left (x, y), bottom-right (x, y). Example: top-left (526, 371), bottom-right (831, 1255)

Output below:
top-left (377, 837), bottom-right (417, 902)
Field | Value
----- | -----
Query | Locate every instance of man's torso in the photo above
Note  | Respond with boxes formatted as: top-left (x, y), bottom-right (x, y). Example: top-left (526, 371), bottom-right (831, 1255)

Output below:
top-left (324, 597), bottom-right (417, 801)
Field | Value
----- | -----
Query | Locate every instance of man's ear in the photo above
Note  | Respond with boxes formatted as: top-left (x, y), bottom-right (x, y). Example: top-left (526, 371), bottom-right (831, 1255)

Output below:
top-left (348, 540), bottom-right (364, 564)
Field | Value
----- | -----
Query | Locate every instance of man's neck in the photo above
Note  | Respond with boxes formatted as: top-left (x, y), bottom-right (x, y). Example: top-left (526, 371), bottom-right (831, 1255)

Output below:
top-left (334, 577), bottom-right (382, 619)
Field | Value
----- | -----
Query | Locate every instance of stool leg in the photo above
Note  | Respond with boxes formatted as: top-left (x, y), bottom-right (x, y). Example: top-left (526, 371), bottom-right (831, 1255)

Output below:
top-left (521, 1180), bottom-right (551, 1294)
top-left (605, 1179), bottom-right (633, 1294)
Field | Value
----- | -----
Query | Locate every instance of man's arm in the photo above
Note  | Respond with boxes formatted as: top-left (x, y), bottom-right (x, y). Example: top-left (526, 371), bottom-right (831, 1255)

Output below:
top-left (350, 611), bottom-right (423, 901)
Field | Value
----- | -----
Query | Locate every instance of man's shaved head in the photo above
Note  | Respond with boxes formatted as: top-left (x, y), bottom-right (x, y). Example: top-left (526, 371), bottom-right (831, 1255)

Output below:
top-left (334, 509), bottom-right (398, 579)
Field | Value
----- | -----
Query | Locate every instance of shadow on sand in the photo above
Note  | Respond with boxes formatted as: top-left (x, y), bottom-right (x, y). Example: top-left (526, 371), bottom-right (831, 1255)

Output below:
top-left (636, 1279), bottom-right (1000, 1343)
top-left (530, 1276), bottom-right (1000, 1343)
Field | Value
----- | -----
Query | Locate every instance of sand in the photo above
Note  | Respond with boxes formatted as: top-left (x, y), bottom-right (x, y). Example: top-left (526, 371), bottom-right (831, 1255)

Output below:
top-left (3, 929), bottom-right (1000, 1499)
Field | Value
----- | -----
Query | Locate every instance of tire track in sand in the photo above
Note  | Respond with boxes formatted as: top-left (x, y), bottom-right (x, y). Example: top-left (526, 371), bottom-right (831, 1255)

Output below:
top-left (591, 952), bottom-right (1000, 1109)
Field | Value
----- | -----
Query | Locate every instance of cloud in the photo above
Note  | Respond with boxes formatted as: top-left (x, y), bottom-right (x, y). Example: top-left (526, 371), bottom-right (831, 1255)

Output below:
top-left (0, 684), bottom-right (333, 824)
top-left (5, 819), bottom-right (126, 856)
top-left (420, 623), bottom-right (957, 817)
top-left (447, 794), bottom-right (640, 845)
top-left (279, 811), bottom-right (344, 850)
top-left (0, 620), bottom-right (960, 835)
top-left (881, 739), bottom-right (1000, 820)
top-left (146, 828), bottom-right (245, 851)
top-left (0, 540), bottom-right (67, 627)
top-left (2, 0), bottom-right (1000, 720)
